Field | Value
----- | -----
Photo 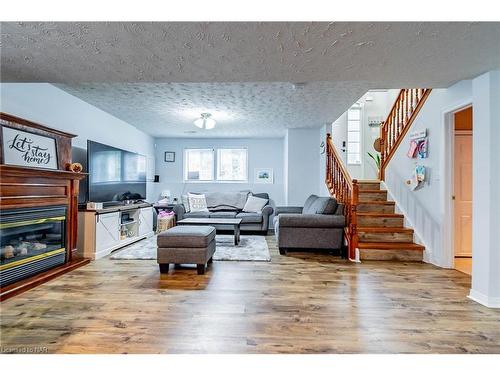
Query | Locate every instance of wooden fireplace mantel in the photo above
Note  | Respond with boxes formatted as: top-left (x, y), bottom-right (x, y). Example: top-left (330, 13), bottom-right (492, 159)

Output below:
top-left (0, 113), bottom-right (89, 301)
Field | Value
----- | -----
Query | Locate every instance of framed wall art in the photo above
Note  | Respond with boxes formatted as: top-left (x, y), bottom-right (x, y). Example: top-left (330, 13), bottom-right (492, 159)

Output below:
top-left (164, 151), bottom-right (175, 162)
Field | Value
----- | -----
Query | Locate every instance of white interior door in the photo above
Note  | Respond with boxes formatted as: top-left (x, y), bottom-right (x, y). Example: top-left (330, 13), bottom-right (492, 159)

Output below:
top-left (454, 132), bottom-right (473, 257)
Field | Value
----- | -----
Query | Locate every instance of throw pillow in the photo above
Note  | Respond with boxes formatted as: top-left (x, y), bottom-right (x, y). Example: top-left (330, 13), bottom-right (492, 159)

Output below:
top-left (243, 195), bottom-right (268, 213)
top-left (181, 194), bottom-right (191, 213)
top-left (322, 198), bottom-right (339, 215)
top-left (188, 193), bottom-right (209, 213)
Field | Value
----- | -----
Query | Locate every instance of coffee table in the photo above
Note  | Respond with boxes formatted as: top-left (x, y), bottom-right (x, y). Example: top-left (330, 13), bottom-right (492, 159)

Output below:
top-left (177, 218), bottom-right (242, 245)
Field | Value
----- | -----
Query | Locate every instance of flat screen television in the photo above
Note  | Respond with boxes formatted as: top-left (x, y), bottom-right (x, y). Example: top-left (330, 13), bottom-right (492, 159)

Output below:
top-left (87, 140), bottom-right (146, 203)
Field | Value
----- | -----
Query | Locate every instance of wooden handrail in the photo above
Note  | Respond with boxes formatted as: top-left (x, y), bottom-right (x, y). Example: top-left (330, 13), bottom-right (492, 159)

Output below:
top-left (325, 133), bottom-right (358, 260)
top-left (379, 88), bottom-right (432, 180)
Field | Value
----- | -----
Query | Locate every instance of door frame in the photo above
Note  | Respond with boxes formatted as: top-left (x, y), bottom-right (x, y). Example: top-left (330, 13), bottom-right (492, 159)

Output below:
top-left (442, 101), bottom-right (473, 269)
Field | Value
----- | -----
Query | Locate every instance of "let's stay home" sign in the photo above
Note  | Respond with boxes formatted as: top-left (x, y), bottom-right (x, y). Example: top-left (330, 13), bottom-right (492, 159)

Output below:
top-left (2, 126), bottom-right (58, 169)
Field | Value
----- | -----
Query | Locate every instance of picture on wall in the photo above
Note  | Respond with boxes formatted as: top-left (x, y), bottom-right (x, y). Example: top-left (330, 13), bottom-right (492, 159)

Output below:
top-left (164, 151), bottom-right (175, 162)
top-left (255, 168), bottom-right (273, 184)
top-left (1, 126), bottom-right (58, 170)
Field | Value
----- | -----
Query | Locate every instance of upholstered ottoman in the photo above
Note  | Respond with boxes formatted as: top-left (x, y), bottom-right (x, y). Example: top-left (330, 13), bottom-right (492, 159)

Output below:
top-left (157, 225), bottom-right (216, 275)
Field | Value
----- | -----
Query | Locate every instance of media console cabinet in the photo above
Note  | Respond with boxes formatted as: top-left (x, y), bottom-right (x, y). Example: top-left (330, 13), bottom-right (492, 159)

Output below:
top-left (77, 203), bottom-right (154, 260)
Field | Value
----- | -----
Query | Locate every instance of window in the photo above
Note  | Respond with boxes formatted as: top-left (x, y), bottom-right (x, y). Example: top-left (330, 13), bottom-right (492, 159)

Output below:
top-left (184, 149), bottom-right (214, 181)
top-left (183, 148), bottom-right (248, 182)
top-left (217, 148), bottom-right (248, 182)
top-left (347, 106), bottom-right (362, 165)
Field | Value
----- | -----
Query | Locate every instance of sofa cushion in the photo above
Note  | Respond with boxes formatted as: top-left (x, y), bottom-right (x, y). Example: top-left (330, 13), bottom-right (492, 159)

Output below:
top-left (304, 196), bottom-right (330, 214)
top-left (184, 211), bottom-right (211, 219)
top-left (322, 198), bottom-right (339, 214)
top-left (204, 191), bottom-right (250, 211)
top-left (188, 193), bottom-right (209, 213)
top-left (302, 195), bottom-right (319, 214)
top-left (157, 225), bottom-right (216, 248)
top-left (209, 211), bottom-right (237, 219)
top-left (243, 195), bottom-right (268, 213)
top-left (236, 212), bottom-right (263, 223)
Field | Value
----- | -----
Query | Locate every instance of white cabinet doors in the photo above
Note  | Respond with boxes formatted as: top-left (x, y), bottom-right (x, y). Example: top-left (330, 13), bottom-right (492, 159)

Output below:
top-left (138, 207), bottom-right (154, 237)
top-left (95, 212), bottom-right (120, 252)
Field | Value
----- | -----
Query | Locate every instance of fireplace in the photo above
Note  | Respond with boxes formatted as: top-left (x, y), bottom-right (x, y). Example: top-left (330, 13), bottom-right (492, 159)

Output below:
top-left (1, 206), bottom-right (67, 286)
top-left (1, 112), bottom-right (88, 300)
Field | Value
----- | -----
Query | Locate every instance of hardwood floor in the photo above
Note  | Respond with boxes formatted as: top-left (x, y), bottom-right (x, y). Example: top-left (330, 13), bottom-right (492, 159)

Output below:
top-left (1, 236), bottom-right (499, 354)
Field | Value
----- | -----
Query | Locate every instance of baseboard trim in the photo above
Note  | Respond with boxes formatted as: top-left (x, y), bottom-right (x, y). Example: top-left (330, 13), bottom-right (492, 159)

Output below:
top-left (468, 289), bottom-right (500, 308)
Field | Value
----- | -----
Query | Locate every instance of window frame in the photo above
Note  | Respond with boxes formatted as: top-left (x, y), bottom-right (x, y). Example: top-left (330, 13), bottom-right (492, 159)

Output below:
top-left (347, 105), bottom-right (362, 165)
top-left (216, 147), bottom-right (249, 183)
top-left (183, 148), bottom-right (215, 182)
top-left (182, 147), bottom-right (249, 183)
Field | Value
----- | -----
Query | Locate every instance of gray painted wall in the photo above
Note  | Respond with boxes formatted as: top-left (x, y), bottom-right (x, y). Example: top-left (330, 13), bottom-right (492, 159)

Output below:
top-left (152, 137), bottom-right (285, 207)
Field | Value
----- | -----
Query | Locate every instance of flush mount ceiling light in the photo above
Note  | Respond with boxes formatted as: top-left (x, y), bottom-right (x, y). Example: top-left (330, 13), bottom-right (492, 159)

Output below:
top-left (194, 113), bottom-right (216, 129)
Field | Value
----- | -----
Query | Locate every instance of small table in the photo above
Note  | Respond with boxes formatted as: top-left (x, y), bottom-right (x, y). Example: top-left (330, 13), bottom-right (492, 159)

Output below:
top-left (177, 218), bottom-right (242, 245)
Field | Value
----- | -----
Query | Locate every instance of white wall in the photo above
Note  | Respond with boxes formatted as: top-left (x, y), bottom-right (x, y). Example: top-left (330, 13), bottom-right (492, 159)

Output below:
top-left (384, 80), bottom-right (473, 267)
top-left (284, 128), bottom-right (321, 206)
top-left (152, 137), bottom-right (285, 208)
top-left (470, 71), bottom-right (500, 308)
top-left (383, 71), bottom-right (500, 308)
top-left (0, 83), bottom-right (156, 201)
top-left (318, 124), bottom-right (330, 196)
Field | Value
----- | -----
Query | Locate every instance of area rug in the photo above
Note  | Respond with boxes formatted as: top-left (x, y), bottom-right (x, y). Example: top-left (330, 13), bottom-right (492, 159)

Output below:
top-left (110, 234), bottom-right (271, 262)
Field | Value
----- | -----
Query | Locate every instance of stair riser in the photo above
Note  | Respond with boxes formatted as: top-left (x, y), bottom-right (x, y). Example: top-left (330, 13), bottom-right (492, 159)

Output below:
top-left (357, 203), bottom-right (395, 213)
top-left (359, 232), bottom-right (414, 243)
top-left (359, 192), bottom-right (387, 201)
top-left (358, 183), bottom-right (381, 191)
top-left (358, 216), bottom-right (404, 227)
top-left (359, 249), bottom-right (423, 261)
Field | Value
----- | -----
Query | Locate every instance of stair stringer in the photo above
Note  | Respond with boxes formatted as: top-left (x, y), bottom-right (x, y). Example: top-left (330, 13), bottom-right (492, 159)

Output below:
top-left (380, 180), bottom-right (432, 265)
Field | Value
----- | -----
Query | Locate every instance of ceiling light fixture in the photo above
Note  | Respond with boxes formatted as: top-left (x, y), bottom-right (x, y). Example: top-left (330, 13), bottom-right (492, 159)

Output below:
top-left (194, 113), bottom-right (216, 130)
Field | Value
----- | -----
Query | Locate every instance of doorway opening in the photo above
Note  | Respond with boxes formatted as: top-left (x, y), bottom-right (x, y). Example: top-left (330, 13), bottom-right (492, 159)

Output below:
top-left (452, 106), bottom-right (473, 275)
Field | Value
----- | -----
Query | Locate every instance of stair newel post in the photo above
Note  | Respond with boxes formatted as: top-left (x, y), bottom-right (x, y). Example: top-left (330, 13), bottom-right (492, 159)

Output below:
top-left (349, 179), bottom-right (359, 260)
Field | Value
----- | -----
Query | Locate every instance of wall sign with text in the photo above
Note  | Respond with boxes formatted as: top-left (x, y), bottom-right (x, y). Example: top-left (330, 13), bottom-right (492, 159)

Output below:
top-left (2, 126), bottom-right (58, 169)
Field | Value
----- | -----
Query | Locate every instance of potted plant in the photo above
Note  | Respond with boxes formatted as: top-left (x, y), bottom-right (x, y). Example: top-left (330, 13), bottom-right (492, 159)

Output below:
top-left (367, 151), bottom-right (381, 172)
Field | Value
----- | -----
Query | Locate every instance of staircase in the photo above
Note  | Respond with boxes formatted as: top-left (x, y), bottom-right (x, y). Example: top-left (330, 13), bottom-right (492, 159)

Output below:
top-left (325, 88), bottom-right (431, 262)
top-left (356, 180), bottom-right (424, 261)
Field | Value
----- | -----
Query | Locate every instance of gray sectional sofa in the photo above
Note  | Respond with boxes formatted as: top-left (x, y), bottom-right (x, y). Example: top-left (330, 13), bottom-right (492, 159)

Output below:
top-left (172, 192), bottom-right (274, 234)
top-left (274, 195), bottom-right (346, 255)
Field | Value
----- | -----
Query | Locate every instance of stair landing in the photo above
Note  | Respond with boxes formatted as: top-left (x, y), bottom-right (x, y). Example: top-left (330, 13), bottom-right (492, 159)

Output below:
top-left (356, 181), bottom-right (424, 262)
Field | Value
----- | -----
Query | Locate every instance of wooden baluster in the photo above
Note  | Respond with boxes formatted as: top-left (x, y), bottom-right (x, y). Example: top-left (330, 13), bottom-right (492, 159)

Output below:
top-left (349, 179), bottom-right (359, 260)
top-left (405, 90), bottom-right (409, 125)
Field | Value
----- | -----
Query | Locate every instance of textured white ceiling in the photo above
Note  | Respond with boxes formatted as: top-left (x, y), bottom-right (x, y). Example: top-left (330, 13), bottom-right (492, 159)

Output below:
top-left (55, 82), bottom-right (370, 138)
top-left (2, 22), bottom-right (500, 138)
top-left (2, 22), bottom-right (500, 85)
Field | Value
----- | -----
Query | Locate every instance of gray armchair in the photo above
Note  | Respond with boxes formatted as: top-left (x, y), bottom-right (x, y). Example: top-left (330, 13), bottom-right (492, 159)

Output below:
top-left (274, 195), bottom-right (345, 255)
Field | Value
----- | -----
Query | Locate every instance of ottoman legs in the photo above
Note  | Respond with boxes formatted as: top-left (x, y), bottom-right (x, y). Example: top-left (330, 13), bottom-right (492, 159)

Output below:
top-left (159, 263), bottom-right (170, 273)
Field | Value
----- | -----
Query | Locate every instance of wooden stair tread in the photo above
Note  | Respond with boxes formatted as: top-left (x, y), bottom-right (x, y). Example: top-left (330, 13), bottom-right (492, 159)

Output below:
top-left (358, 200), bottom-right (395, 205)
top-left (358, 242), bottom-right (425, 250)
top-left (357, 212), bottom-right (404, 218)
top-left (357, 227), bottom-right (414, 233)
top-left (359, 189), bottom-right (386, 193)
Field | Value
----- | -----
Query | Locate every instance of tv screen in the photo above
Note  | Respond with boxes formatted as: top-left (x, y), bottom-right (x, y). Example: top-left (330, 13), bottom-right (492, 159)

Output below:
top-left (87, 140), bottom-right (146, 203)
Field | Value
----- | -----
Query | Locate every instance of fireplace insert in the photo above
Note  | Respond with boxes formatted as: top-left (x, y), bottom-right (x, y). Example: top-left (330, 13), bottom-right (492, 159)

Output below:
top-left (0, 206), bottom-right (67, 287)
